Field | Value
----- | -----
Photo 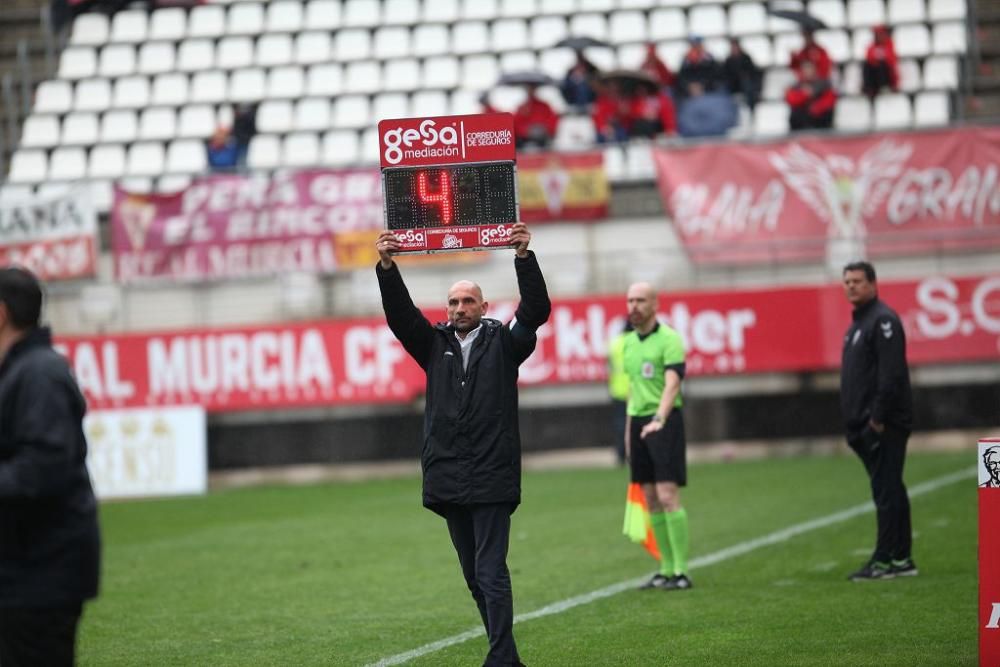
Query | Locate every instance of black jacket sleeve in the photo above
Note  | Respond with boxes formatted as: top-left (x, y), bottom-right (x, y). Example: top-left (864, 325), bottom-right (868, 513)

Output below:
top-left (376, 261), bottom-right (436, 369)
top-left (509, 251), bottom-right (552, 363)
top-left (870, 314), bottom-right (907, 425)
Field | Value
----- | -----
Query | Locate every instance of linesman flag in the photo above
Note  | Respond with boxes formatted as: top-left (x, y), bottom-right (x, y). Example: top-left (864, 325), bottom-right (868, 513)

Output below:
top-left (622, 483), bottom-right (660, 560)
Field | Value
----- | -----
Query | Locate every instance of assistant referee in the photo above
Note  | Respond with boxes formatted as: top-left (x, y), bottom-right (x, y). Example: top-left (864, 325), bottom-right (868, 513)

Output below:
top-left (623, 282), bottom-right (692, 591)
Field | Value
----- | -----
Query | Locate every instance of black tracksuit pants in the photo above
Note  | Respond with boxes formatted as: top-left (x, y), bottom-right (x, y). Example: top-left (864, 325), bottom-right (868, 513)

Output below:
top-left (847, 425), bottom-right (913, 563)
top-left (443, 503), bottom-right (521, 667)
top-left (0, 605), bottom-right (82, 667)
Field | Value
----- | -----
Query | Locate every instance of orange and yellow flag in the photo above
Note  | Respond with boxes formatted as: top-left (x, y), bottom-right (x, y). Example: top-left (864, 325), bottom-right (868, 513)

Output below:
top-left (622, 483), bottom-right (660, 560)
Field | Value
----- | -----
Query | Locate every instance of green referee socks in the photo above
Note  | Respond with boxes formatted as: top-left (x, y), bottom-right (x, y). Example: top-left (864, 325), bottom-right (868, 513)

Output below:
top-left (665, 508), bottom-right (690, 576)
top-left (650, 512), bottom-right (674, 576)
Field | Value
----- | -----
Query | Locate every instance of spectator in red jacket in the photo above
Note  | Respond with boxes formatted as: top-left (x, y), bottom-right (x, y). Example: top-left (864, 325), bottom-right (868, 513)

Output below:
top-left (513, 85), bottom-right (559, 149)
top-left (640, 43), bottom-right (675, 89)
top-left (629, 84), bottom-right (677, 138)
top-left (790, 30), bottom-right (833, 81)
top-left (786, 60), bottom-right (836, 131)
top-left (863, 25), bottom-right (899, 99)
top-left (592, 80), bottom-right (630, 143)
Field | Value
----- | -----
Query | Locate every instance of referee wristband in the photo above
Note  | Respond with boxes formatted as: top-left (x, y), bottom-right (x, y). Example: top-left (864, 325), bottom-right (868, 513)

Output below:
top-left (651, 414), bottom-right (664, 423)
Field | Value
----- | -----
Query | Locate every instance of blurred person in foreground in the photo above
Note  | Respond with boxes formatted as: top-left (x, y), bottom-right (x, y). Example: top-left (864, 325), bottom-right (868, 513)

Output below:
top-left (863, 25), bottom-right (899, 99)
top-left (374, 223), bottom-right (550, 667)
top-left (840, 261), bottom-right (916, 581)
top-left (624, 283), bottom-right (692, 591)
top-left (786, 60), bottom-right (836, 131)
top-left (512, 85), bottom-right (560, 150)
top-left (0, 267), bottom-right (101, 666)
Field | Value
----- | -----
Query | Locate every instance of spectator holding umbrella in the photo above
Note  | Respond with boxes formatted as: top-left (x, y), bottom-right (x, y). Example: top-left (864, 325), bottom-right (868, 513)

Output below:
top-left (786, 60), bottom-right (837, 131)
top-left (863, 26), bottom-right (899, 99)
top-left (557, 40), bottom-right (603, 112)
top-left (592, 79), bottom-right (631, 143)
top-left (790, 29), bottom-right (833, 80)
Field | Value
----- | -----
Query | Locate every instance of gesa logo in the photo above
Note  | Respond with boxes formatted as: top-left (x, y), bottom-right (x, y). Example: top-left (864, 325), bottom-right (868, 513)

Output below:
top-left (383, 120), bottom-right (460, 165)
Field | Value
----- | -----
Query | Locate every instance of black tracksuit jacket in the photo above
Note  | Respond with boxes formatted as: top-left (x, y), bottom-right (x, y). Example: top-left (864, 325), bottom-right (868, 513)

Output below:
top-left (840, 297), bottom-right (913, 438)
top-left (377, 252), bottom-right (551, 515)
top-left (0, 327), bottom-right (101, 609)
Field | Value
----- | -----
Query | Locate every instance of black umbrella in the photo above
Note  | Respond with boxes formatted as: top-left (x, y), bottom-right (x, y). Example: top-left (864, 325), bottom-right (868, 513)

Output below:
top-left (766, 8), bottom-right (827, 31)
top-left (554, 36), bottom-right (612, 50)
top-left (599, 68), bottom-right (659, 94)
top-left (497, 71), bottom-right (556, 87)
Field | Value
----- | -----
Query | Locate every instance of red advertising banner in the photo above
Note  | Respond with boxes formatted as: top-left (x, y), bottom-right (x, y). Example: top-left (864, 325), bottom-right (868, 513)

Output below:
top-left (377, 113), bottom-right (515, 168)
top-left (0, 189), bottom-right (98, 281)
top-left (54, 273), bottom-right (999, 414)
top-left (653, 127), bottom-right (1000, 264)
top-left (980, 437), bottom-right (1000, 666)
top-left (111, 169), bottom-right (383, 283)
top-left (517, 151), bottom-right (609, 223)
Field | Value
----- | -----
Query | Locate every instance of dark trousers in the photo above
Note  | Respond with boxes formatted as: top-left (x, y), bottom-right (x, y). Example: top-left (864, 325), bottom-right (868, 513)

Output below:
top-left (0, 605), bottom-right (82, 667)
top-left (847, 425), bottom-right (913, 563)
top-left (444, 503), bottom-right (521, 667)
top-left (611, 398), bottom-right (627, 464)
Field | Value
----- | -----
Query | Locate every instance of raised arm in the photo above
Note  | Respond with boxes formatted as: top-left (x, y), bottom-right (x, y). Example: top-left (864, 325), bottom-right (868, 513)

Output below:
top-left (508, 223), bottom-right (551, 363)
top-left (375, 230), bottom-right (435, 369)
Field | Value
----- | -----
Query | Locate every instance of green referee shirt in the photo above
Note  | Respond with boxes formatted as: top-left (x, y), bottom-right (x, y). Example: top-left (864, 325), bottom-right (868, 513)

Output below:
top-left (624, 322), bottom-right (686, 417)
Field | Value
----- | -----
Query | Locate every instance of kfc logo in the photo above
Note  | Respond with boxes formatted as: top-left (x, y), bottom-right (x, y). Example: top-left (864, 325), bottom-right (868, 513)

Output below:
top-left (382, 120), bottom-right (460, 166)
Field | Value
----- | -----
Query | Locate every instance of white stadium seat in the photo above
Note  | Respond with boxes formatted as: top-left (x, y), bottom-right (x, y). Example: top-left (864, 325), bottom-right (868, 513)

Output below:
top-left (689, 5), bottom-right (727, 38)
top-left (609, 11), bottom-right (647, 44)
top-left (461, 0), bottom-right (497, 21)
top-left (773, 33), bottom-right (804, 67)
top-left (228, 3), bottom-right (265, 35)
top-left (127, 142), bottom-right (166, 177)
top-left (74, 79), bottom-right (112, 112)
top-left (295, 32), bottom-right (332, 64)
top-left (384, 59), bottom-right (421, 91)
top-left (851, 28), bottom-right (874, 61)
top-left (539, 48), bottom-right (575, 81)
top-left (874, 93), bottom-right (913, 129)
top-left (8, 150), bottom-right (47, 183)
top-left (924, 55), bottom-right (959, 90)
top-left (138, 108), bottom-right (177, 141)
top-left (450, 89), bottom-right (481, 115)
top-left (229, 69), bottom-right (266, 102)
top-left (34, 80), bottom-right (73, 114)
top-left (88, 144), bottom-right (126, 179)
top-left (728, 3), bottom-right (767, 37)
top-left (344, 0), bottom-right (381, 27)
top-left (602, 146), bottom-right (626, 182)
top-left (423, 56), bottom-right (460, 89)
top-left (113, 76), bottom-right (150, 109)
top-left (257, 34), bottom-right (294, 67)
top-left (284, 133), bottom-right (321, 167)
top-left (70, 13), bottom-right (109, 46)
top-left (462, 54), bottom-right (499, 90)
top-left (110, 10), bottom-right (148, 43)
top-left (847, 0), bottom-right (886, 28)
top-left (295, 98), bottom-right (332, 131)
top-left (49, 147), bottom-right (88, 181)
top-left (491, 19), bottom-right (528, 51)
top-left (888, 0), bottom-right (926, 24)
top-left (191, 70), bottom-right (228, 104)
top-left (914, 91), bottom-right (950, 126)
top-left (933, 23), bottom-right (968, 55)
top-left (583, 46), bottom-right (616, 71)
top-left (334, 29), bottom-right (372, 61)
top-left (619, 0), bottom-right (658, 8)
top-left (740, 35), bottom-right (774, 68)
top-left (345, 61), bottom-right (382, 94)
top-left (500, 0), bottom-right (536, 18)
top-left (753, 101), bottom-right (789, 137)
top-left (149, 8), bottom-right (187, 41)
top-left (88, 181), bottom-right (114, 214)
top-left (178, 40), bottom-right (216, 72)
top-left (99, 44), bottom-right (135, 78)
top-left (929, 0), bottom-right (966, 21)
top-left (267, 1), bottom-right (304, 32)
top-left (178, 105), bottom-right (217, 138)
top-left (59, 47), bottom-right (97, 80)
top-left (217, 37), bottom-right (254, 69)
top-left (569, 14), bottom-right (608, 42)
top-left (267, 65), bottom-right (306, 98)
top-left (248, 134), bottom-right (281, 169)
top-left (0, 185), bottom-right (34, 202)
top-left (61, 112), bottom-right (99, 145)
top-left (411, 90), bottom-right (449, 117)
top-left (373, 93), bottom-right (409, 121)
top-left (138, 42), bottom-right (176, 75)
top-left (116, 178), bottom-right (152, 194)
top-left (167, 139), bottom-right (208, 174)
top-left (20, 115), bottom-right (60, 148)
top-left (841, 62), bottom-right (862, 94)
top-left (333, 95), bottom-right (371, 128)
top-left (894, 24), bottom-right (931, 59)
top-left (158, 175), bottom-right (193, 193)
top-left (188, 5), bottom-right (225, 38)
top-left (834, 96), bottom-right (872, 131)
top-left (306, 63), bottom-right (343, 96)
top-left (897, 59), bottom-right (922, 92)
top-left (650, 10), bottom-right (687, 42)
top-left (530, 16), bottom-right (567, 50)
top-left (304, 0), bottom-right (341, 30)
top-left (579, 0), bottom-right (614, 10)
top-left (808, 0), bottom-right (847, 28)
top-left (815, 29), bottom-right (851, 64)
top-left (323, 130), bottom-right (360, 166)
top-left (499, 51), bottom-right (537, 74)
top-left (414, 24), bottom-right (451, 57)
top-left (374, 26), bottom-right (411, 59)
top-left (360, 127), bottom-right (380, 163)
top-left (762, 68), bottom-right (796, 101)
top-left (152, 73), bottom-right (190, 106)
top-left (452, 22), bottom-right (489, 55)
top-left (100, 109), bottom-right (138, 143)
top-left (554, 115), bottom-right (596, 151)
top-left (36, 182), bottom-right (74, 199)
top-left (385, 0), bottom-right (422, 24)
top-left (424, 0), bottom-right (459, 22)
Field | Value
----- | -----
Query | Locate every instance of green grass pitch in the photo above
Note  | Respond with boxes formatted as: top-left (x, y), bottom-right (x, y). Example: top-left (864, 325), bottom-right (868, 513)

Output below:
top-left (79, 449), bottom-right (977, 666)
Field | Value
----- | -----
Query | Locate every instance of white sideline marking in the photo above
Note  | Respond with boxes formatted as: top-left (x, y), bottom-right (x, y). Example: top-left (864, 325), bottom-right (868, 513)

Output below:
top-left (367, 467), bottom-right (973, 667)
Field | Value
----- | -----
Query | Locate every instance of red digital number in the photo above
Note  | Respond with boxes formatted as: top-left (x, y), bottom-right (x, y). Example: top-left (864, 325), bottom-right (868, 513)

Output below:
top-left (417, 170), bottom-right (452, 225)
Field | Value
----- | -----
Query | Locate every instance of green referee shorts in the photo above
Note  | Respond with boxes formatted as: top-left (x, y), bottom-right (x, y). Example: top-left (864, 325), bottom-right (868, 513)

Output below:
top-left (629, 411), bottom-right (687, 486)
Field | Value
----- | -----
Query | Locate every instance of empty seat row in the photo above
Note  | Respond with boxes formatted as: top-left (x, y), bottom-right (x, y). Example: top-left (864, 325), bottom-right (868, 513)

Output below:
top-left (753, 90), bottom-right (951, 136)
top-left (8, 140), bottom-right (209, 183)
top-left (70, 0), bottom-right (970, 49)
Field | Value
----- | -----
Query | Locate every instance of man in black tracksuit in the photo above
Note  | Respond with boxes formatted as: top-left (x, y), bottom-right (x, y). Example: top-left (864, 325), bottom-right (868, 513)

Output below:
top-left (0, 267), bottom-right (101, 666)
top-left (840, 261), bottom-right (915, 581)
top-left (375, 222), bottom-right (550, 666)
